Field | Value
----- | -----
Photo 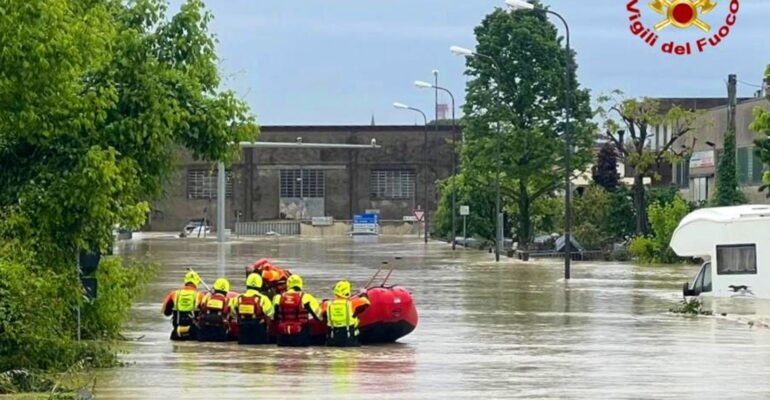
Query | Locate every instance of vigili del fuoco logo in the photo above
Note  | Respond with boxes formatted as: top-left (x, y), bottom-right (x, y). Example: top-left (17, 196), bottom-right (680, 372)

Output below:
top-left (627, 0), bottom-right (740, 55)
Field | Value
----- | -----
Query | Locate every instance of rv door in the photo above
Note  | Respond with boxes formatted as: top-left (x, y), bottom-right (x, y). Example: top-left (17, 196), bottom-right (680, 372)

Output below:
top-left (684, 262), bottom-right (712, 297)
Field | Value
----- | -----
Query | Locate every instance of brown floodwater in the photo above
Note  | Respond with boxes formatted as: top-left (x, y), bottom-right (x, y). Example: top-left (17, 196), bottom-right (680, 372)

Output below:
top-left (95, 234), bottom-right (770, 399)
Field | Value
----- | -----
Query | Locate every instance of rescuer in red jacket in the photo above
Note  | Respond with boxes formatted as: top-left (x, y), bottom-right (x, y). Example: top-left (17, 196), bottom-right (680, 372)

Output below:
top-left (198, 278), bottom-right (233, 342)
top-left (272, 274), bottom-right (321, 347)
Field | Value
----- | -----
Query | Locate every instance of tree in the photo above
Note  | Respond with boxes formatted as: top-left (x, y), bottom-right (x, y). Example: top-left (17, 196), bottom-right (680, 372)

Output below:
top-left (629, 194), bottom-right (690, 264)
top-left (597, 93), bottom-right (700, 234)
top-left (592, 142), bottom-right (620, 191)
top-left (460, 6), bottom-right (595, 249)
top-left (712, 132), bottom-right (747, 206)
top-left (0, 0), bottom-right (257, 371)
top-left (751, 65), bottom-right (770, 196)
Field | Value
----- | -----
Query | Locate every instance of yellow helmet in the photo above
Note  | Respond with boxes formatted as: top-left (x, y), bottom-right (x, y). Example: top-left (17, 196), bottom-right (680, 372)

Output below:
top-left (213, 277), bottom-right (230, 293)
top-left (334, 280), bottom-right (352, 298)
top-left (246, 273), bottom-right (263, 289)
top-left (184, 271), bottom-right (200, 287)
top-left (287, 274), bottom-right (303, 290)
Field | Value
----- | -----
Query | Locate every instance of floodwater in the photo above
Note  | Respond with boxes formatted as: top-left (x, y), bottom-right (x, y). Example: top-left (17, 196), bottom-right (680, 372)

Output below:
top-left (96, 234), bottom-right (770, 399)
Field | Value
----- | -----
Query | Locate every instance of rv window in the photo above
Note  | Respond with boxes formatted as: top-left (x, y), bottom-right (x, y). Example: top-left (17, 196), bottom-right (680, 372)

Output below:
top-left (716, 245), bottom-right (757, 275)
top-left (702, 263), bottom-right (712, 292)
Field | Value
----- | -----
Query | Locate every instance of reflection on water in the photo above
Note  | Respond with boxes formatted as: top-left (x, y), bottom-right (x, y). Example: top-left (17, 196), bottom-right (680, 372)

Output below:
top-left (97, 235), bottom-right (770, 399)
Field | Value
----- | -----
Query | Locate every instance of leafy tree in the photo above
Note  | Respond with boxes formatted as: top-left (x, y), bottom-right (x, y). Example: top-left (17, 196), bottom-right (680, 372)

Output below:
top-left (592, 142), bottom-right (620, 191)
top-left (751, 67), bottom-right (770, 196)
top-left (597, 92), bottom-right (700, 234)
top-left (461, 6), bottom-right (595, 249)
top-left (712, 132), bottom-right (747, 206)
top-left (434, 172), bottom-right (498, 243)
top-left (0, 0), bottom-right (257, 372)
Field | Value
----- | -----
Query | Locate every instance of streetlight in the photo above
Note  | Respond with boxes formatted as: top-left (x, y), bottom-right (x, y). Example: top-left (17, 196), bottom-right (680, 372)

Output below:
top-left (506, 0), bottom-right (573, 280)
top-left (415, 79), bottom-right (459, 250)
top-left (393, 102), bottom-right (430, 244)
top-left (450, 45), bottom-right (505, 262)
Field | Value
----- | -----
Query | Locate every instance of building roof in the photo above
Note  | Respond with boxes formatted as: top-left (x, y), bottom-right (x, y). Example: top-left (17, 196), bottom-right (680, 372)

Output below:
top-left (261, 125), bottom-right (456, 133)
top-left (655, 97), bottom-right (754, 112)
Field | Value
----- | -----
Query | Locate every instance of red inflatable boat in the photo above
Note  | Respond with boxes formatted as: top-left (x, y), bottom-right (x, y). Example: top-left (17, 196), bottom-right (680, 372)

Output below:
top-left (228, 261), bottom-right (418, 344)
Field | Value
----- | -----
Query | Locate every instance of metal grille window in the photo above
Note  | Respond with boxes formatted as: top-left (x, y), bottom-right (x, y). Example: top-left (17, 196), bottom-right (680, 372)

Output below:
top-left (280, 170), bottom-right (325, 198)
top-left (370, 170), bottom-right (415, 199)
top-left (187, 169), bottom-right (232, 199)
top-left (716, 244), bottom-right (757, 275)
top-left (675, 160), bottom-right (689, 189)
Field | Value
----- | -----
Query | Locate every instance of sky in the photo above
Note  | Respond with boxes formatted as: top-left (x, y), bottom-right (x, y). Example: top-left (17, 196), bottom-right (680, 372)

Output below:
top-left (174, 0), bottom-right (770, 125)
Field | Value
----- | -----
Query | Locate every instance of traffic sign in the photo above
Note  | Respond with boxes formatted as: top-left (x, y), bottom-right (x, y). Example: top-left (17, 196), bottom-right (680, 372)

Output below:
top-left (413, 209), bottom-right (425, 222)
top-left (460, 205), bottom-right (470, 216)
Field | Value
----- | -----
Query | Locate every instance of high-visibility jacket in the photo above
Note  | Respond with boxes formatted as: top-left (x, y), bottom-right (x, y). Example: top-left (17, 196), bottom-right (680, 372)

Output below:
top-left (322, 296), bottom-right (370, 329)
top-left (199, 292), bottom-right (231, 327)
top-left (161, 284), bottom-right (205, 317)
top-left (229, 289), bottom-right (274, 322)
top-left (272, 290), bottom-right (320, 335)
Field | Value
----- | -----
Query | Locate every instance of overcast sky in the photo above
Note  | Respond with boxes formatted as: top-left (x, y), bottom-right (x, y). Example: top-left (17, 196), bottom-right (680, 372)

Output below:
top-left (178, 0), bottom-right (770, 125)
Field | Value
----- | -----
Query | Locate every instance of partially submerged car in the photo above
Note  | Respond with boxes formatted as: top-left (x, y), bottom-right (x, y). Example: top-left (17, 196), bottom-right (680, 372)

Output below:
top-left (183, 218), bottom-right (211, 237)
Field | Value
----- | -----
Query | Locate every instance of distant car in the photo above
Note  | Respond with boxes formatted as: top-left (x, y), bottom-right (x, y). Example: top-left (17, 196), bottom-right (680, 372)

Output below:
top-left (183, 218), bottom-right (211, 236)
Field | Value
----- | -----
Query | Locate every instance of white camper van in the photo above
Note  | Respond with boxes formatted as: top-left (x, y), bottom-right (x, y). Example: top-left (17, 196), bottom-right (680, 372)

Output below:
top-left (671, 205), bottom-right (770, 299)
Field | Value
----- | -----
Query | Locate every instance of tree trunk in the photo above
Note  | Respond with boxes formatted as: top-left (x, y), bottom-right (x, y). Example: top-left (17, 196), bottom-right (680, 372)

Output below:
top-left (517, 181), bottom-right (532, 249)
top-left (633, 174), bottom-right (649, 235)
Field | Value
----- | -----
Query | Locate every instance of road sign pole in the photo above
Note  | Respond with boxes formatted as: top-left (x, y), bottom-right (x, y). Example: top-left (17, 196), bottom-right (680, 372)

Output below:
top-left (463, 215), bottom-right (467, 248)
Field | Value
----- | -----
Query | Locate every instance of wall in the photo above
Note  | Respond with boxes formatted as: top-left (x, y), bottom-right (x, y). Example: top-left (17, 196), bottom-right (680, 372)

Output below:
top-left (147, 125), bottom-right (457, 231)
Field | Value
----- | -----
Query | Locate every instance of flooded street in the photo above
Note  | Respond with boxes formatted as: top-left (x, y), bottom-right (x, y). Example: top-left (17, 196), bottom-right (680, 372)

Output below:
top-left (97, 235), bottom-right (770, 399)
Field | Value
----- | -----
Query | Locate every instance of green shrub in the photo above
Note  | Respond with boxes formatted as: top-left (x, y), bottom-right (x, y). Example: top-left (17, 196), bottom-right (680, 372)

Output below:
top-left (629, 194), bottom-right (690, 264)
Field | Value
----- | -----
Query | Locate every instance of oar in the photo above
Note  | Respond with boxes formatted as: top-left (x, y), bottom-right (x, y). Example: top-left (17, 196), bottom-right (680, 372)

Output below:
top-left (187, 267), bottom-right (212, 292)
top-left (364, 261), bottom-right (389, 288)
top-left (380, 257), bottom-right (402, 287)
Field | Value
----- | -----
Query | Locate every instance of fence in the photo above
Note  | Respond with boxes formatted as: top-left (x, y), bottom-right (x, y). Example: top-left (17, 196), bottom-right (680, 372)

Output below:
top-left (235, 221), bottom-right (300, 236)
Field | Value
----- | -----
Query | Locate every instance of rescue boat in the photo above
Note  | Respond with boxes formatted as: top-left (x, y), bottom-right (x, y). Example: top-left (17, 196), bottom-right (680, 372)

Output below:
top-left (233, 260), bottom-right (418, 344)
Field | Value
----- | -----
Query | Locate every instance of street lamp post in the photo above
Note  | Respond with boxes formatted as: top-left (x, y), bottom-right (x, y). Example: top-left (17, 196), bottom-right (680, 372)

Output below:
top-left (506, 0), bottom-right (573, 280)
top-left (450, 45), bottom-right (505, 262)
top-left (394, 102), bottom-right (430, 244)
top-left (415, 80), bottom-right (458, 250)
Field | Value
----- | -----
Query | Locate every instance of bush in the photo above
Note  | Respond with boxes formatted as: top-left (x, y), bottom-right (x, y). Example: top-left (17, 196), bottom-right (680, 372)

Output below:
top-left (0, 240), bottom-right (152, 372)
top-left (629, 194), bottom-right (690, 263)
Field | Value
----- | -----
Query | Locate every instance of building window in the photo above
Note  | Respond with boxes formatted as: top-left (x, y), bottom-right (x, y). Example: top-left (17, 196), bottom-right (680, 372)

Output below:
top-left (280, 169), bottom-right (325, 198)
top-left (691, 176), bottom-right (708, 203)
top-left (735, 147), bottom-right (766, 186)
top-left (675, 160), bottom-right (690, 189)
top-left (752, 150), bottom-right (766, 185)
top-left (187, 169), bottom-right (233, 199)
top-left (716, 244), bottom-right (757, 275)
top-left (370, 170), bottom-right (415, 199)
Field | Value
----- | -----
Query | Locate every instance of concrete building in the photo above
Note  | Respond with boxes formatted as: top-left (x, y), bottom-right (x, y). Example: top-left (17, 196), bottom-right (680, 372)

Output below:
top-left (672, 97), bottom-right (770, 203)
top-left (147, 125), bottom-right (457, 231)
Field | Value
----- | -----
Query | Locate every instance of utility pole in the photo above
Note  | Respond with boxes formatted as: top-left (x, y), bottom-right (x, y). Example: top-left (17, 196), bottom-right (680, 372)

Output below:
top-left (728, 74), bottom-right (737, 138)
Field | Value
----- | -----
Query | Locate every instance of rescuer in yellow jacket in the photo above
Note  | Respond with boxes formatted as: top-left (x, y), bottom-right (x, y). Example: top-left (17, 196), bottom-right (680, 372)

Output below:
top-left (198, 278), bottom-right (233, 342)
top-left (161, 271), bottom-right (207, 341)
top-left (321, 280), bottom-right (370, 347)
top-left (230, 273), bottom-right (274, 345)
top-left (272, 274), bottom-right (321, 347)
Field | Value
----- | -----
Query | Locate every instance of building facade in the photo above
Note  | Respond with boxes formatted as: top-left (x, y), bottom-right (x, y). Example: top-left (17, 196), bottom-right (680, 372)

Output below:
top-left (673, 98), bottom-right (770, 203)
top-left (147, 125), bottom-right (458, 231)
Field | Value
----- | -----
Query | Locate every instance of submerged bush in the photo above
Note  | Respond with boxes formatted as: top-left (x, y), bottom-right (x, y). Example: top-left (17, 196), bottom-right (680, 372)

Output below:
top-left (629, 194), bottom-right (690, 264)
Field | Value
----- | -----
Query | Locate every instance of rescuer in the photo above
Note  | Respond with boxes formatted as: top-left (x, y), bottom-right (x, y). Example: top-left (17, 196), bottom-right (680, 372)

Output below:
top-left (262, 263), bottom-right (291, 296)
top-left (198, 277), bottom-right (233, 342)
top-left (230, 273), bottom-right (274, 345)
top-left (322, 280), bottom-right (370, 347)
top-left (161, 270), bottom-right (206, 341)
top-left (273, 274), bottom-right (321, 347)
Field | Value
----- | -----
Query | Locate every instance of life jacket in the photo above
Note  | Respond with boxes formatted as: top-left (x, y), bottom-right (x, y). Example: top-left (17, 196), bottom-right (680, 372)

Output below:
top-left (200, 292), bottom-right (229, 327)
top-left (327, 299), bottom-right (356, 329)
top-left (236, 294), bottom-right (266, 323)
top-left (277, 291), bottom-right (308, 335)
top-left (173, 289), bottom-right (198, 326)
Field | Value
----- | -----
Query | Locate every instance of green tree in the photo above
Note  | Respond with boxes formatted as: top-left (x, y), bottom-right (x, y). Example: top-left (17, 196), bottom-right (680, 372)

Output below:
top-left (712, 132), bottom-right (747, 206)
top-left (592, 142), bottom-right (620, 191)
top-left (461, 6), bottom-right (595, 249)
top-left (751, 67), bottom-right (770, 196)
top-left (0, 0), bottom-right (257, 372)
top-left (598, 93), bottom-right (700, 234)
